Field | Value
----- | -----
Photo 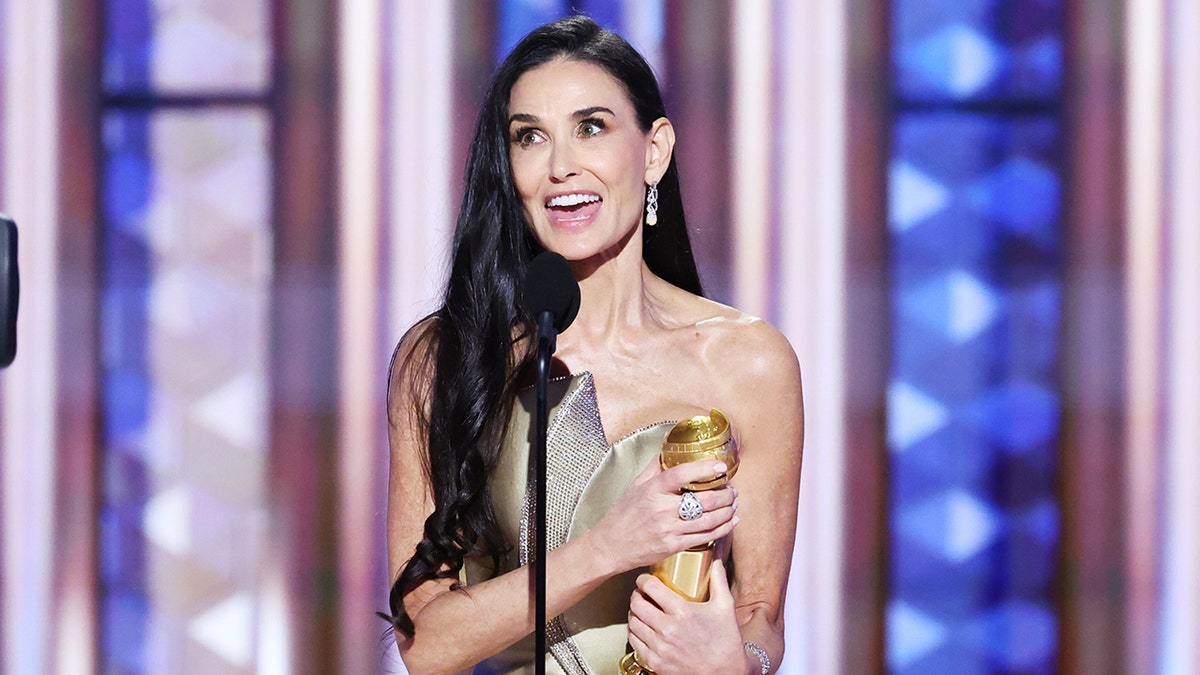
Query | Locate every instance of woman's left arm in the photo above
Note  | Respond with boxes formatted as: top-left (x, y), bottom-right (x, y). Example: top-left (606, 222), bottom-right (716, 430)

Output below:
top-left (627, 321), bottom-right (805, 674)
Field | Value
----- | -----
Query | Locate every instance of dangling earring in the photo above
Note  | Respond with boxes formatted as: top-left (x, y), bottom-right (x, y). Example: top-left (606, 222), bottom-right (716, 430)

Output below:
top-left (645, 181), bottom-right (659, 227)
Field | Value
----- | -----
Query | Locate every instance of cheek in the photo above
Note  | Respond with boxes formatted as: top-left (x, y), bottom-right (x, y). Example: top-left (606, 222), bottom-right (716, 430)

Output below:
top-left (611, 146), bottom-right (651, 194)
top-left (509, 162), bottom-right (548, 238)
top-left (612, 157), bottom-right (649, 206)
top-left (509, 154), bottom-right (539, 203)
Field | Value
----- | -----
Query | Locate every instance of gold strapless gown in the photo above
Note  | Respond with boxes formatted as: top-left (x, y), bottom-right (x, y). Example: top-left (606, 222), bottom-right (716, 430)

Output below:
top-left (463, 373), bottom-right (675, 675)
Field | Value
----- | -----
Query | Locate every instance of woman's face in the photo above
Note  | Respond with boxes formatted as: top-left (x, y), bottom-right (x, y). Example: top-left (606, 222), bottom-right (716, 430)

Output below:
top-left (507, 58), bottom-right (669, 261)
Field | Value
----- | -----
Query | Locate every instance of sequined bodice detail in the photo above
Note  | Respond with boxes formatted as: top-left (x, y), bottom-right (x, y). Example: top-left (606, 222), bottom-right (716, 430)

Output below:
top-left (518, 372), bottom-right (612, 568)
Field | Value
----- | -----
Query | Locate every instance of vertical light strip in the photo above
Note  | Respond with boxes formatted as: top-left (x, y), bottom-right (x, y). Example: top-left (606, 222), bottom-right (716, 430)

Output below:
top-left (731, 0), bottom-right (772, 317)
top-left (337, 0), bottom-right (383, 672)
top-left (774, 0), bottom-right (846, 673)
top-left (620, 0), bottom-right (665, 83)
top-left (1124, 1), bottom-right (1165, 671)
top-left (0, 0), bottom-right (58, 672)
top-left (383, 6), bottom-right (453, 669)
top-left (1161, 1), bottom-right (1200, 671)
top-left (256, 562), bottom-right (291, 675)
top-left (388, 1), bottom-right (453, 342)
top-left (0, 0), bottom-right (5, 193)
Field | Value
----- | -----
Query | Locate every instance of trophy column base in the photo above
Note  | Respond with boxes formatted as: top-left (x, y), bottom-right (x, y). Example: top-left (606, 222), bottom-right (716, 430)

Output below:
top-left (618, 650), bottom-right (654, 675)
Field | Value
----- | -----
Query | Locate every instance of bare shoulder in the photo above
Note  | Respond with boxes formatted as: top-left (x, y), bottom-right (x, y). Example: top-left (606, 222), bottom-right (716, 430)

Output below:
top-left (673, 295), bottom-right (802, 393)
top-left (657, 293), bottom-right (805, 460)
top-left (391, 314), bottom-right (440, 369)
top-left (387, 315), bottom-right (440, 428)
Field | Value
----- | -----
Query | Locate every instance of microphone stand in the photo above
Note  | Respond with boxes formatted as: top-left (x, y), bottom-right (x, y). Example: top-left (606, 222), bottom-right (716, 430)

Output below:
top-left (532, 310), bottom-right (555, 675)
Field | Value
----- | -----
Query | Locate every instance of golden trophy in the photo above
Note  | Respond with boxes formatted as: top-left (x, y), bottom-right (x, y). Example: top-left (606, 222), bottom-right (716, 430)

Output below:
top-left (618, 409), bottom-right (738, 675)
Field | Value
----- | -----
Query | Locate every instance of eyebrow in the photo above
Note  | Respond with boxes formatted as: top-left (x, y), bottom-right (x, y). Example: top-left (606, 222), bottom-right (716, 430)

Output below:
top-left (507, 106), bottom-right (616, 126)
top-left (572, 106), bottom-right (615, 119)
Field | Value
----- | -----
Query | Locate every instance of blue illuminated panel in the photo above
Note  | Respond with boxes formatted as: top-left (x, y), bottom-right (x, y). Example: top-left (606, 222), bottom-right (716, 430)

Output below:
top-left (887, 1), bottom-right (1064, 673)
top-left (893, 0), bottom-right (1062, 103)
top-left (104, 0), bottom-right (153, 92)
top-left (103, 0), bottom-right (269, 94)
top-left (495, 0), bottom-right (629, 62)
top-left (99, 110), bottom-right (154, 672)
top-left (496, 0), bottom-right (570, 62)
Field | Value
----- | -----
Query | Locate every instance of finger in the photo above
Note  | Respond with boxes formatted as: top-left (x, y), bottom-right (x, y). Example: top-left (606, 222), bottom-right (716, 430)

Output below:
top-left (633, 456), bottom-right (663, 486)
top-left (659, 460), bottom-right (730, 492)
top-left (696, 485), bottom-right (737, 512)
top-left (671, 486), bottom-right (736, 521)
top-left (636, 573), bottom-right (689, 615)
top-left (626, 631), bottom-right (656, 672)
top-left (679, 499), bottom-right (737, 533)
top-left (673, 501), bottom-right (736, 544)
top-left (679, 514), bottom-right (740, 550)
top-left (629, 588), bottom-right (665, 621)
top-left (626, 609), bottom-right (656, 642)
top-left (707, 558), bottom-right (734, 607)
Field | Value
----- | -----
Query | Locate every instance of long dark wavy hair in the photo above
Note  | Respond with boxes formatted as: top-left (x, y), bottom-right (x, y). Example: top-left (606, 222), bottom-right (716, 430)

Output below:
top-left (382, 15), bottom-right (703, 639)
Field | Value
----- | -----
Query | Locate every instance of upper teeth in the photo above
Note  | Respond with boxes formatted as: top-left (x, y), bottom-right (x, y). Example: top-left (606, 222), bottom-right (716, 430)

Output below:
top-left (547, 193), bottom-right (600, 207)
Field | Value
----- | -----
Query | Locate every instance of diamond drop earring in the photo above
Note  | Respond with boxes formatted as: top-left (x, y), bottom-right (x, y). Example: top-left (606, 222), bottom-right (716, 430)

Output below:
top-left (645, 181), bottom-right (659, 227)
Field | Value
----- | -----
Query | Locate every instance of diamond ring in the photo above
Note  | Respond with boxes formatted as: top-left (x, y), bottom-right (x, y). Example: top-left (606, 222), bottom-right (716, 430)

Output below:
top-left (678, 492), bottom-right (704, 521)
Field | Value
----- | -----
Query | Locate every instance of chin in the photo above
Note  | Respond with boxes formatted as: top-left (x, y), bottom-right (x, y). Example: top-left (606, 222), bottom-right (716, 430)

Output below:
top-left (534, 224), bottom-right (634, 263)
top-left (540, 244), bottom-right (597, 263)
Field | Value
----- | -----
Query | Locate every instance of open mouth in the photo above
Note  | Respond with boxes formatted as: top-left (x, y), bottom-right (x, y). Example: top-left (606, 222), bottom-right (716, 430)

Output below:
top-left (545, 192), bottom-right (601, 224)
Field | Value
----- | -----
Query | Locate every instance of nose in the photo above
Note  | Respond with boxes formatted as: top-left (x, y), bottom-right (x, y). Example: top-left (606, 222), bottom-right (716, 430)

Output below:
top-left (548, 141), bottom-right (579, 183)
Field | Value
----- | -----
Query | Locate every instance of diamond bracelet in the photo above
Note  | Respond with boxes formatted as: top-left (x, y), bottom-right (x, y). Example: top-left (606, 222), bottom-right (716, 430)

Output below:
top-left (743, 642), bottom-right (770, 674)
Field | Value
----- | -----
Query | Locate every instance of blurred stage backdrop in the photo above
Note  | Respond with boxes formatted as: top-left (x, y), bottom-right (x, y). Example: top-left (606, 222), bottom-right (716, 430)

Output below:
top-left (1, 0), bottom-right (1198, 673)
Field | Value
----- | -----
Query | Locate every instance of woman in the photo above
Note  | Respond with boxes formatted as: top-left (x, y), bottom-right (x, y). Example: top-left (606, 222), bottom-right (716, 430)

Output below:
top-left (383, 15), bottom-right (803, 675)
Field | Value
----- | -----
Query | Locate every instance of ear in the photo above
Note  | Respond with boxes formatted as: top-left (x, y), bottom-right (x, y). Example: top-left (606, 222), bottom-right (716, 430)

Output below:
top-left (643, 117), bottom-right (676, 184)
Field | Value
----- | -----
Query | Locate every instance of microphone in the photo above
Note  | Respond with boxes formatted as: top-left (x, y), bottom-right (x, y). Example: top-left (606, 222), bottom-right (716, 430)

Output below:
top-left (522, 251), bottom-right (580, 336)
top-left (1, 215), bottom-right (17, 369)
top-left (520, 250), bottom-right (579, 675)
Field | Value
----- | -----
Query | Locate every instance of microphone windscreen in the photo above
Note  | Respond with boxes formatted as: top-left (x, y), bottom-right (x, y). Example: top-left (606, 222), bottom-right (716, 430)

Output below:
top-left (1, 216), bottom-right (17, 368)
top-left (522, 251), bottom-right (580, 333)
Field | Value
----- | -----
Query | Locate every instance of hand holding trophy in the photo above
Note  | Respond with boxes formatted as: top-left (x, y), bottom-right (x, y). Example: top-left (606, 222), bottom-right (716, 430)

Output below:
top-left (618, 409), bottom-right (739, 675)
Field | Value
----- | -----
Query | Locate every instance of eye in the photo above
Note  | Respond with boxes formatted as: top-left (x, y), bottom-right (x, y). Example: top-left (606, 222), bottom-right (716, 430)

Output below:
top-left (511, 127), bottom-right (545, 148)
top-left (577, 118), bottom-right (605, 137)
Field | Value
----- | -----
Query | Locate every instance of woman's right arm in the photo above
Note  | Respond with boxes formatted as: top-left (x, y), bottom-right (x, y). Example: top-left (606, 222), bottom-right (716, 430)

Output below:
top-left (387, 424), bottom-right (622, 674)
top-left (386, 334), bottom-right (737, 674)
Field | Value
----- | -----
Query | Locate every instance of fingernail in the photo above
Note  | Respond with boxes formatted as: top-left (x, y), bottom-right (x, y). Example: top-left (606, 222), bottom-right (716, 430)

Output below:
top-left (732, 487), bottom-right (739, 497)
top-left (714, 462), bottom-right (728, 473)
top-left (732, 515), bottom-right (741, 526)
top-left (733, 501), bottom-right (739, 511)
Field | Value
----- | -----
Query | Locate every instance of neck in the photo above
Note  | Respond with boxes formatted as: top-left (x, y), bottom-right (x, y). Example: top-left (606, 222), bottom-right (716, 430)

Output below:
top-left (566, 240), bottom-right (658, 345)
